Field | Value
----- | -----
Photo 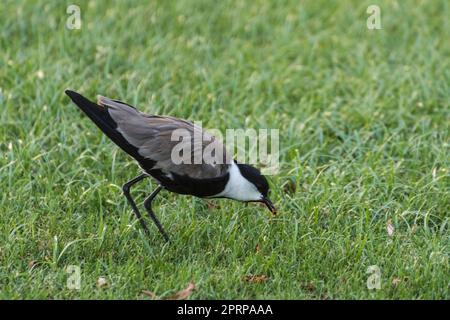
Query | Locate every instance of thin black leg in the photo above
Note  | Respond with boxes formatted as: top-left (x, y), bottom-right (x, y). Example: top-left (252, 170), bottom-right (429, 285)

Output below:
top-left (144, 185), bottom-right (170, 242)
top-left (122, 173), bottom-right (149, 233)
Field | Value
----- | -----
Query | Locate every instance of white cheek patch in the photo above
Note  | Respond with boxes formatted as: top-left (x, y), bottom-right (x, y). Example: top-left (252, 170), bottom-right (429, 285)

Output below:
top-left (213, 162), bottom-right (263, 201)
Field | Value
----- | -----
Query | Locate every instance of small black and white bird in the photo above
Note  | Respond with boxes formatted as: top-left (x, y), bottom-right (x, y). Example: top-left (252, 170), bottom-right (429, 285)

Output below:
top-left (65, 90), bottom-right (276, 241)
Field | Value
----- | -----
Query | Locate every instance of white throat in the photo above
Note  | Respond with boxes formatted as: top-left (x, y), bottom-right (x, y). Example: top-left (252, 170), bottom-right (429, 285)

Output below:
top-left (214, 162), bottom-right (262, 201)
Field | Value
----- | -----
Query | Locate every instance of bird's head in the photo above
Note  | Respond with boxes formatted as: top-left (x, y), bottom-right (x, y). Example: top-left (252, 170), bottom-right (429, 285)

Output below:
top-left (232, 162), bottom-right (277, 215)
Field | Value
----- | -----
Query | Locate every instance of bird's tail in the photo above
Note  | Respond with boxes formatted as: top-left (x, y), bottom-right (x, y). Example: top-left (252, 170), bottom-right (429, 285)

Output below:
top-left (65, 90), bottom-right (143, 161)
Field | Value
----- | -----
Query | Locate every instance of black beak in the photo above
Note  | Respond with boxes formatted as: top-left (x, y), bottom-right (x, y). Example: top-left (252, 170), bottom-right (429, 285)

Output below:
top-left (262, 198), bottom-right (277, 215)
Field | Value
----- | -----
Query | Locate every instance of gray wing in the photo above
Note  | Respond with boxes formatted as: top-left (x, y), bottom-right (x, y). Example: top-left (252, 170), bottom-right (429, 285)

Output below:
top-left (97, 96), bottom-right (232, 179)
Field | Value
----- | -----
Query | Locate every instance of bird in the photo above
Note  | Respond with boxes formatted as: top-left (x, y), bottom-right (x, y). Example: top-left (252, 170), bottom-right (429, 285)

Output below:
top-left (65, 90), bottom-right (277, 242)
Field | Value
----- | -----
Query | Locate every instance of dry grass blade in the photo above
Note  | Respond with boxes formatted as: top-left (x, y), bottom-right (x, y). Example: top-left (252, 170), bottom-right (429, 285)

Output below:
top-left (142, 290), bottom-right (158, 299)
top-left (387, 219), bottom-right (395, 237)
top-left (164, 282), bottom-right (196, 300)
top-left (96, 277), bottom-right (108, 288)
top-left (243, 275), bottom-right (269, 283)
top-left (392, 278), bottom-right (401, 286)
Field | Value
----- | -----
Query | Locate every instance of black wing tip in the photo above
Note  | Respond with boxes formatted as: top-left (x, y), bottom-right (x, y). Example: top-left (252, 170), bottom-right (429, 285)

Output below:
top-left (65, 89), bottom-right (80, 100)
top-left (65, 90), bottom-right (97, 107)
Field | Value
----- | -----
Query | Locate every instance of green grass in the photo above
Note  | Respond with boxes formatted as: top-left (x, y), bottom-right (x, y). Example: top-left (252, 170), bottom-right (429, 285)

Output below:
top-left (0, 0), bottom-right (449, 299)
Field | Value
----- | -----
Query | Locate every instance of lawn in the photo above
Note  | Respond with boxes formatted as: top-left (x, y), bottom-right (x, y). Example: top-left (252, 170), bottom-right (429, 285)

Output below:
top-left (0, 0), bottom-right (448, 299)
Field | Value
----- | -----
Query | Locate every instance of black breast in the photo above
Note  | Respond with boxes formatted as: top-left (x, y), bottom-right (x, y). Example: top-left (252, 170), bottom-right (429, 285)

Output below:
top-left (139, 164), bottom-right (229, 198)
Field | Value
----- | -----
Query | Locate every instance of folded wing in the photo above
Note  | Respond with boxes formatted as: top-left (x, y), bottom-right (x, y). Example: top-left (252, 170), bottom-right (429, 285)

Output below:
top-left (97, 96), bottom-right (232, 179)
